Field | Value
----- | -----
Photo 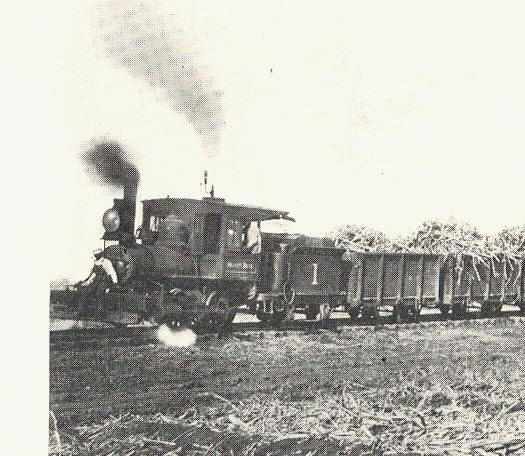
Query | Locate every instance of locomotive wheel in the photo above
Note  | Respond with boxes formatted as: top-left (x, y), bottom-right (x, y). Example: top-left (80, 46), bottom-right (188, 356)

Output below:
top-left (271, 300), bottom-right (295, 326)
top-left (255, 298), bottom-right (294, 325)
top-left (362, 306), bottom-right (378, 324)
top-left (272, 310), bottom-right (295, 325)
top-left (202, 290), bottom-right (236, 331)
top-left (319, 303), bottom-right (332, 322)
top-left (160, 314), bottom-right (185, 329)
top-left (256, 311), bottom-right (273, 324)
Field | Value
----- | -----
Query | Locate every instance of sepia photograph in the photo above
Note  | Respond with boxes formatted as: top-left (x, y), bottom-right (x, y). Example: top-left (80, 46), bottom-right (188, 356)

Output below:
top-left (39, 0), bottom-right (525, 454)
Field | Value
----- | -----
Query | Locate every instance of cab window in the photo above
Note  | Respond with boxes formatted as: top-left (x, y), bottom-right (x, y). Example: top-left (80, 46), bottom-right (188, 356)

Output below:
top-left (157, 215), bottom-right (189, 251)
top-left (149, 215), bottom-right (161, 232)
top-left (226, 219), bottom-right (243, 251)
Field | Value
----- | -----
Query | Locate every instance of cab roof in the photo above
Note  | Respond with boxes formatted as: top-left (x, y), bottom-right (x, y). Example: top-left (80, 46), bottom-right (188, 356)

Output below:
top-left (141, 196), bottom-right (295, 222)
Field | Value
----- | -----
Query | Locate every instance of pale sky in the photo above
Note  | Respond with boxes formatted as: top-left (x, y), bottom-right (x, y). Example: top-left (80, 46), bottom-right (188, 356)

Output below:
top-left (50, 0), bottom-right (524, 280)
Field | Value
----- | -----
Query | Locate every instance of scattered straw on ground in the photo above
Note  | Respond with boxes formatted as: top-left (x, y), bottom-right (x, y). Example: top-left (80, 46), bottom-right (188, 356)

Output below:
top-left (50, 320), bottom-right (525, 455)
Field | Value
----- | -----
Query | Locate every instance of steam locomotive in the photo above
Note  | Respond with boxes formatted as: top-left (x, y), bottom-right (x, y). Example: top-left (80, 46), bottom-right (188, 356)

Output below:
top-left (50, 178), bottom-right (525, 330)
top-left (50, 179), bottom-right (347, 330)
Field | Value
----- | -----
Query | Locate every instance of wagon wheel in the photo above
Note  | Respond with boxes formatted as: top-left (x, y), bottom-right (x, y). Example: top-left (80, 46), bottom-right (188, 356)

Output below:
top-left (362, 306), bottom-right (378, 324)
top-left (451, 300), bottom-right (467, 319)
top-left (407, 300), bottom-right (422, 323)
top-left (481, 301), bottom-right (503, 316)
top-left (305, 303), bottom-right (320, 320)
top-left (438, 304), bottom-right (450, 318)
top-left (408, 306), bottom-right (421, 323)
top-left (392, 304), bottom-right (408, 323)
top-left (480, 301), bottom-right (491, 316)
top-left (347, 305), bottom-right (361, 323)
top-left (271, 299), bottom-right (295, 326)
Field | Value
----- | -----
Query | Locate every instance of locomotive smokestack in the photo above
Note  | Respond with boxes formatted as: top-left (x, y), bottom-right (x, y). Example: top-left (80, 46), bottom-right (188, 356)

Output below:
top-left (121, 178), bottom-right (138, 238)
top-left (82, 140), bottom-right (140, 242)
top-left (123, 181), bottom-right (137, 213)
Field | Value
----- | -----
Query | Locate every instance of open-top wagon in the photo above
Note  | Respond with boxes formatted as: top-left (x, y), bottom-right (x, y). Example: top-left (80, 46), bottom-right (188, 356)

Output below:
top-left (345, 252), bottom-right (524, 322)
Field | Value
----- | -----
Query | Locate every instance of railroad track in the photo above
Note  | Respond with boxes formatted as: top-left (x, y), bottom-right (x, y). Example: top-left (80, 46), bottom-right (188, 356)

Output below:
top-left (50, 309), bottom-right (525, 349)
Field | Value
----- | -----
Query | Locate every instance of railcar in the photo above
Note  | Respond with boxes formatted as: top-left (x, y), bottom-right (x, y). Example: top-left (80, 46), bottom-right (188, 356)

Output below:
top-left (254, 233), bottom-right (346, 322)
top-left (345, 252), bottom-right (444, 322)
top-left (344, 252), bottom-right (525, 322)
top-left (440, 255), bottom-right (525, 317)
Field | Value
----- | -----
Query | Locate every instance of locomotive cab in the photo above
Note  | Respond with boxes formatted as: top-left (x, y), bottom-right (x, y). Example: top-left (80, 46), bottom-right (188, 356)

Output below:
top-left (137, 196), bottom-right (294, 285)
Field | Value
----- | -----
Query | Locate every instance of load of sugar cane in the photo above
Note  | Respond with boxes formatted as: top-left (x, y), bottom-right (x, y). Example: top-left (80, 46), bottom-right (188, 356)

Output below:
top-left (402, 219), bottom-right (487, 257)
top-left (332, 220), bottom-right (524, 283)
top-left (399, 219), bottom-right (492, 282)
top-left (402, 220), bottom-right (524, 283)
top-left (490, 225), bottom-right (525, 284)
top-left (331, 224), bottom-right (403, 253)
top-left (491, 225), bottom-right (525, 258)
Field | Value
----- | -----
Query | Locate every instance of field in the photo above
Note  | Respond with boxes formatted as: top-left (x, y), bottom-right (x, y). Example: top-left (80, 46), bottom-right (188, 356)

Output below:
top-left (50, 318), bottom-right (525, 455)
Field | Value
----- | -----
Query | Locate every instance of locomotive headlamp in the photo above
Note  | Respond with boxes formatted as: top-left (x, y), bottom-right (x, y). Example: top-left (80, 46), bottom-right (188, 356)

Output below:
top-left (102, 208), bottom-right (121, 233)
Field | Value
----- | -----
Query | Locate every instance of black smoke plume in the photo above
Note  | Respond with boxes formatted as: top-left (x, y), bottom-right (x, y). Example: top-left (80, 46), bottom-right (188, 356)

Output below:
top-left (94, 0), bottom-right (224, 159)
top-left (82, 140), bottom-right (140, 189)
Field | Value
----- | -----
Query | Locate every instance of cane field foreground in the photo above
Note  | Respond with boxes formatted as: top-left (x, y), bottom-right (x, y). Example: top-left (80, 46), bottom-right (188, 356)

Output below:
top-left (50, 319), bottom-right (525, 455)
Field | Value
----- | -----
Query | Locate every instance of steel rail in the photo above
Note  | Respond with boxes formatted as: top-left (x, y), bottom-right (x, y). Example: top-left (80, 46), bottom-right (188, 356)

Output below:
top-left (50, 309), bottom-right (525, 349)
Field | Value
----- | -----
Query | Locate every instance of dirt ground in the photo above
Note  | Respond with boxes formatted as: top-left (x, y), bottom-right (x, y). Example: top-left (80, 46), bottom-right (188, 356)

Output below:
top-left (50, 319), bottom-right (525, 455)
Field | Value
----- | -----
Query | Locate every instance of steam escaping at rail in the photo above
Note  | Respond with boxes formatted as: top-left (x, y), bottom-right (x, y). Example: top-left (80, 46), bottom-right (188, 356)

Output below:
top-left (157, 324), bottom-right (197, 348)
top-left (94, 0), bottom-right (224, 160)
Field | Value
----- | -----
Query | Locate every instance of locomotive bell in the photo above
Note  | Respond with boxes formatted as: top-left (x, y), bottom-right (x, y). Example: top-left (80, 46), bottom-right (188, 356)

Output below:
top-left (102, 207), bottom-right (121, 233)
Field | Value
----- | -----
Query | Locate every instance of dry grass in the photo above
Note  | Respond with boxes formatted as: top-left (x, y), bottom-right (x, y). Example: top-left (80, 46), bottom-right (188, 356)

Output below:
top-left (49, 382), bottom-right (525, 455)
top-left (50, 320), bottom-right (525, 455)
